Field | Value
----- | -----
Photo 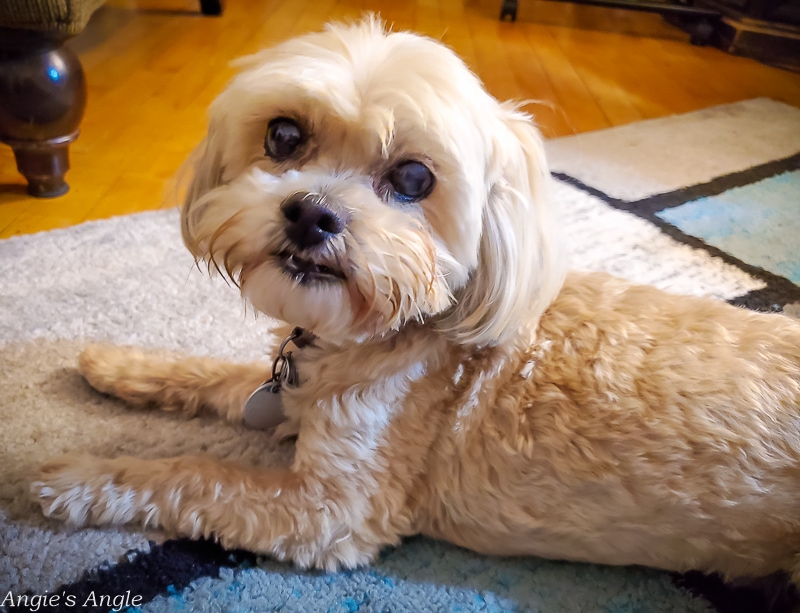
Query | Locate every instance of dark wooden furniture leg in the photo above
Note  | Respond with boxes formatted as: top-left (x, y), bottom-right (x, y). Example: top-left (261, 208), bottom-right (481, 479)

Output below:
top-left (0, 29), bottom-right (87, 198)
top-left (500, 0), bottom-right (519, 21)
top-left (200, 0), bottom-right (223, 16)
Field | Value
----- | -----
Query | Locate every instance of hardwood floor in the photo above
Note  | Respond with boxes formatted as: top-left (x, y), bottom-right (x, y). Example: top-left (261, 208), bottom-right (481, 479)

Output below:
top-left (2, 0), bottom-right (799, 237)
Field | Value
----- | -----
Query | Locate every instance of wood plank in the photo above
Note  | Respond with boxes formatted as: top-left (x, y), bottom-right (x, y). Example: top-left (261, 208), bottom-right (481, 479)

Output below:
top-left (0, 167), bottom-right (116, 238)
top-left (517, 21), bottom-right (611, 135)
top-left (552, 27), bottom-right (697, 120)
top-left (465, 9), bottom-right (528, 102)
top-left (0, 188), bottom-right (32, 237)
top-left (543, 27), bottom-right (643, 130)
top-left (84, 173), bottom-right (172, 221)
top-left (492, 19), bottom-right (573, 138)
top-left (439, 0), bottom-right (479, 68)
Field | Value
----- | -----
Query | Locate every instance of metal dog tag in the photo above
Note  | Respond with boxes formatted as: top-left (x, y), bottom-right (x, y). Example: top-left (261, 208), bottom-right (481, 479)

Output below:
top-left (243, 328), bottom-right (310, 430)
top-left (243, 381), bottom-right (287, 430)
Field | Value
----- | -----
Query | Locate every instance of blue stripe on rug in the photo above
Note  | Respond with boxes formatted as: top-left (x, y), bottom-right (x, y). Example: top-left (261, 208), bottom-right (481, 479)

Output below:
top-left (12, 536), bottom-right (795, 613)
top-left (135, 537), bottom-right (712, 613)
top-left (656, 171), bottom-right (800, 285)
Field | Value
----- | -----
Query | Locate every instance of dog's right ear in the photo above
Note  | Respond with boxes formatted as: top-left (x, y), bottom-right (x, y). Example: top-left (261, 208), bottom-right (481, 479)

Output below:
top-left (181, 119), bottom-right (226, 257)
top-left (437, 106), bottom-right (566, 348)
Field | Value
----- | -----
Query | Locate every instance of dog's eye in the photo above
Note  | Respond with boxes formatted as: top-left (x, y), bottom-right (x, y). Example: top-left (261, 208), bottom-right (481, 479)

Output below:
top-left (265, 118), bottom-right (304, 160)
top-left (387, 161), bottom-right (435, 202)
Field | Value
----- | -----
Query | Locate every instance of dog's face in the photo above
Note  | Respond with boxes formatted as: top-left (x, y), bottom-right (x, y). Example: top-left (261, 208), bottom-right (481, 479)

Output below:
top-left (182, 18), bottom-right (565, 346)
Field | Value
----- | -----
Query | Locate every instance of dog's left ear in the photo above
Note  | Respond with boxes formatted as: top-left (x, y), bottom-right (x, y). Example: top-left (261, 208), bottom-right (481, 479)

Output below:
top-left (181, 118), bottom-right (226, 258)
top-left (439, 106), bottom-right (566, 347)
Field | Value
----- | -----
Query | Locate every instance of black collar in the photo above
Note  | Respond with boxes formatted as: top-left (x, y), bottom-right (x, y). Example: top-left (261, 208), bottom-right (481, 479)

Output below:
top-left (289, 327), bottom-right (317, 349)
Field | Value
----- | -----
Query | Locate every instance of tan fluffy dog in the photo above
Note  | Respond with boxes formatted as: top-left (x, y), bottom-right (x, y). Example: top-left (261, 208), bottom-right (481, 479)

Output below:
top-left (32, 19), bottom-right (800, 584)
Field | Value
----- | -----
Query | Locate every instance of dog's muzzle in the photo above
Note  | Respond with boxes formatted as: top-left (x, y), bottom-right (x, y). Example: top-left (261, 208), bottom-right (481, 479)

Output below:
top-left (275, 192), bottom-right (347, 284)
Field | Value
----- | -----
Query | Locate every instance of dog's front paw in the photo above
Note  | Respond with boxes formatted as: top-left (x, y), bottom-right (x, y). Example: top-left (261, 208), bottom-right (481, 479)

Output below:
top-left (79, 344), bottom-right (141, 398)
top-left (31, 454), bottom-right (140, 527)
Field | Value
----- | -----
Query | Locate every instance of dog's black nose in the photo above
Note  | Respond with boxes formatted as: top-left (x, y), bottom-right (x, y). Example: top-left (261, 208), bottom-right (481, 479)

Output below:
top-left (280, 193), bottom-right (345, 249)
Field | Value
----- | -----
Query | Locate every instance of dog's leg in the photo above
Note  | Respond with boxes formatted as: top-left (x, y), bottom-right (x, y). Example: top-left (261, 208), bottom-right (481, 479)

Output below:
top-left (79, 345), bottom-right (268, 423)
top-left (31, 452), bottom-right (379, 570)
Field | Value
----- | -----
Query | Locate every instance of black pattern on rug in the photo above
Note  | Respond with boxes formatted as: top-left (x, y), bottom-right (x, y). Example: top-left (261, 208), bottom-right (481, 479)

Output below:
top-left (552, 151), bottom-right (800, 313)
top-left (5, 539), bottom-right (255, 613)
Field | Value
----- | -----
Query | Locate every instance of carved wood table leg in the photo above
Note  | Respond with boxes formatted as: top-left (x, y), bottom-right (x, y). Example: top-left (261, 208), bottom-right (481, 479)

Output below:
top-left (6, 135), bottom-right (75, 197)
top-left (0, 29), bottom-right (87, 198)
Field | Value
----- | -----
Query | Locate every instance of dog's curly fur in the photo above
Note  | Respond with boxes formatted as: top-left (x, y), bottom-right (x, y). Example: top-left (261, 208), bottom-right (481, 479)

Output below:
top-left (32, 18), bottom-right (800, 584)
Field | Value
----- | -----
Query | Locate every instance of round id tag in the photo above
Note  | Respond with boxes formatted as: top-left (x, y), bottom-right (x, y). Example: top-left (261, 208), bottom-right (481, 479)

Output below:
top-left (243, 381), bottom-right (288, 429)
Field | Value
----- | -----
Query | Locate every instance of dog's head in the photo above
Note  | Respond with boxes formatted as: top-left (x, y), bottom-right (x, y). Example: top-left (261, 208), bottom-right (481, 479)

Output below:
top-left (182, 18), bottom-right (565, 346)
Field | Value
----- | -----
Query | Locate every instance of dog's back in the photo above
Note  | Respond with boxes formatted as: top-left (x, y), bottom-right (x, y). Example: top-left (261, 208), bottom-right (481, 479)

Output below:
top-left (416, 271), bottom-right (800, 581)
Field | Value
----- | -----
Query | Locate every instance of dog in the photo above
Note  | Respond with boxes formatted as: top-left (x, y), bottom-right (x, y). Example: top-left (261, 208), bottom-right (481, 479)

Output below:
top-left (32, 18), bottom-right (800, 586)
